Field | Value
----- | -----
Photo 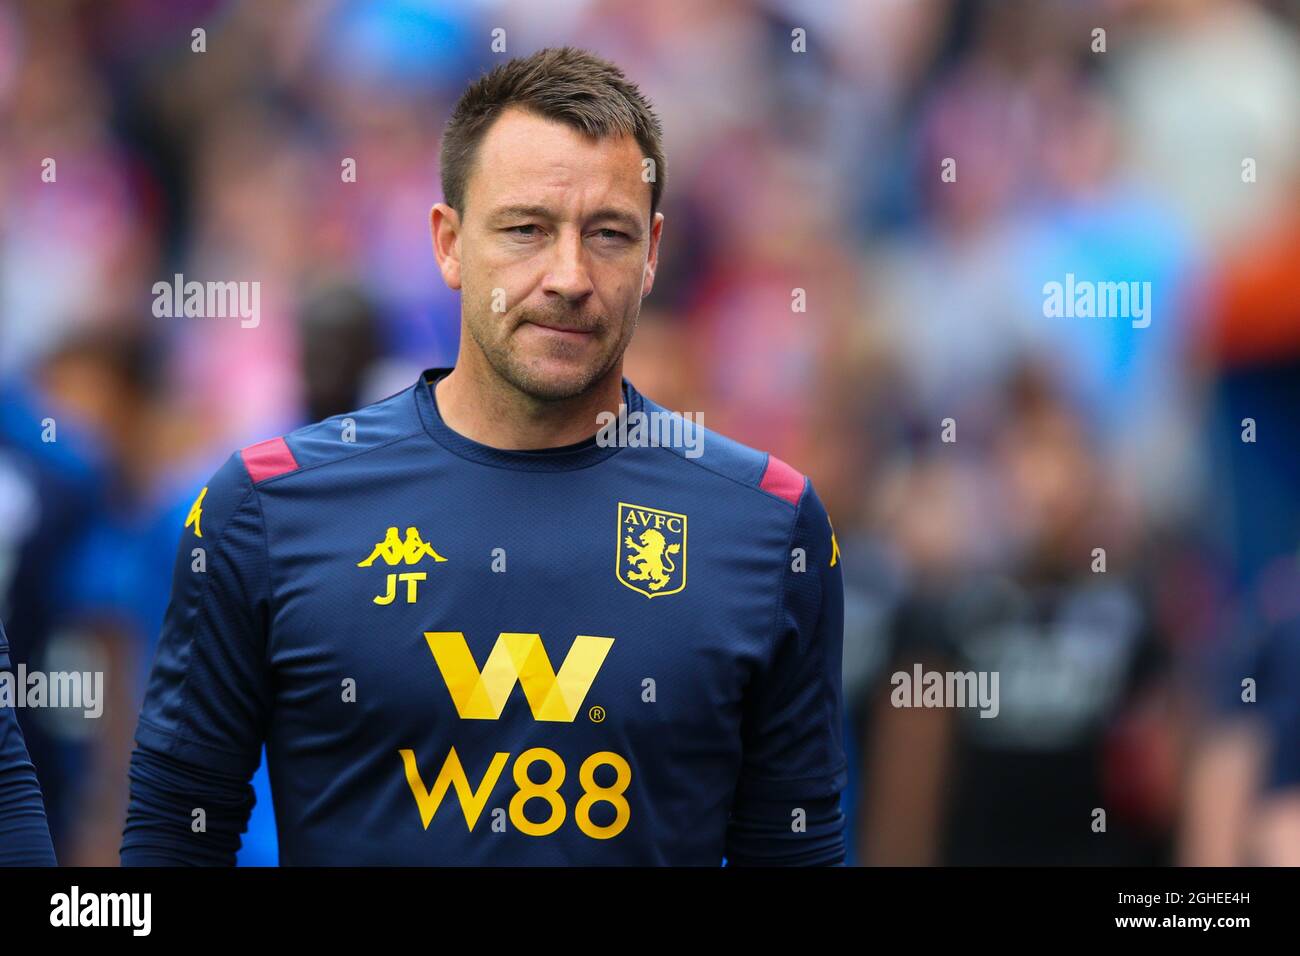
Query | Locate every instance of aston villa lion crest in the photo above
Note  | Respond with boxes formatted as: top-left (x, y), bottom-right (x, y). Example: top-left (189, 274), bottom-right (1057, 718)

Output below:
top-left (617, 502), bottom-right (687, 598)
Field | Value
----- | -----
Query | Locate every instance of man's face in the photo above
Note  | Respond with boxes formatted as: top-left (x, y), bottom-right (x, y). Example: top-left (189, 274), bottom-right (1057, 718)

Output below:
top-left (432, 107), bottom-right (662, 401)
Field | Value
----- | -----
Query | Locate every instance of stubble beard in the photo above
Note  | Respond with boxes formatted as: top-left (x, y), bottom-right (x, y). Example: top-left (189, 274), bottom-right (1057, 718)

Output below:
top-left (467, 301), bottom-right (635, 403)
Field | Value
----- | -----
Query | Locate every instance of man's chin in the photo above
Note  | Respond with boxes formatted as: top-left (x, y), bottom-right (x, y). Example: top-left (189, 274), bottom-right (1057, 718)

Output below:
top-left (501, 354), bottom-right (612, 403)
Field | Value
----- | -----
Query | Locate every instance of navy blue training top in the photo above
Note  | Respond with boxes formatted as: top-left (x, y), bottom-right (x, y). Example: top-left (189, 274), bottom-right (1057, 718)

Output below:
top-left (122, 369), bottom-right (845, 865)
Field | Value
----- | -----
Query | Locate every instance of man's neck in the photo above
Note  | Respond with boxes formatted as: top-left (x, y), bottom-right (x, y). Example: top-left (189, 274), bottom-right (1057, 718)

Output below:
top-left (434, 358), bottom-right (625, 451)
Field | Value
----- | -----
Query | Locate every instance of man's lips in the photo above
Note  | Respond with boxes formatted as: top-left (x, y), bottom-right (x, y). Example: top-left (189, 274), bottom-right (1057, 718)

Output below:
top-left (523, 319), bottom-right (597, 336)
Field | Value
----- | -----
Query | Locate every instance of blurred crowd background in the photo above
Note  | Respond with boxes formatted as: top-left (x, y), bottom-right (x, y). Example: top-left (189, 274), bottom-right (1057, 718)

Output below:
top-left (2, 0), bottom-right (1299, 866)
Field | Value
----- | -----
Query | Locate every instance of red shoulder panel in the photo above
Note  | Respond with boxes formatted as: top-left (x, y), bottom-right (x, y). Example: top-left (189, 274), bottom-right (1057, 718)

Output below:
top-left (241, 436), bottom-right (299, 484)
top-left (759, 454), bottom-right (805, 505)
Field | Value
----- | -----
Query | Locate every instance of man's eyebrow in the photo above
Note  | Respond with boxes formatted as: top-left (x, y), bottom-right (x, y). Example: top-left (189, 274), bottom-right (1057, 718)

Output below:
top-left (488, 204), bottom-right (554, 224)
top-left (487, 204), bottom-right (643, 233)
top-left (587, 208), bottom-right (644, 233)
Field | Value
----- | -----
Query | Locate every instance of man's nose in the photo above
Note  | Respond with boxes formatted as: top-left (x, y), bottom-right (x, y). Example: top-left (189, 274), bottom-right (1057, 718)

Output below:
top-left (541, 230), bottom-right (594, 303)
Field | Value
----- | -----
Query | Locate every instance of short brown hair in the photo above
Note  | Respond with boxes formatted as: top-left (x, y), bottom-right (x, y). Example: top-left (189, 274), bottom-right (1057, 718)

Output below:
top-left (440, 47), bottom-right (665, 218)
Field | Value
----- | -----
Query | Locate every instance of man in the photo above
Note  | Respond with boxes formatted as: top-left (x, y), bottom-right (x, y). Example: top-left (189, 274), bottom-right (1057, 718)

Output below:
top-left (859, 373), bottom-right (1173, 865)
top-left (121, 47), bottom-right (845, 865)
top-left (0, 620), bottom-right (57, 865)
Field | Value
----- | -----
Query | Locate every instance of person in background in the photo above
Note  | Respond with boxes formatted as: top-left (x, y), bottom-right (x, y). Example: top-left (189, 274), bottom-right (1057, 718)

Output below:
top-left (1181, 178), bottom-right (1300, 865)
top-left (20, 322), bottom-right (206, 864)
top-left (859, 368), bottom-right (1179, 865)
top-left (0, 345), bottom-right (108, 860)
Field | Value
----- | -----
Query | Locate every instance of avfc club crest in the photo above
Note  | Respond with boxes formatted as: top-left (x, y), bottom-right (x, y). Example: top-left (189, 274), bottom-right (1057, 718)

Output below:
top-left (617, 502), bottom-right (687, 598)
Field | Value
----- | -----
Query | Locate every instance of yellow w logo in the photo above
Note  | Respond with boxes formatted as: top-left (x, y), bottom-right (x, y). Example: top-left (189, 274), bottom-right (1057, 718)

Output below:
top-left (426, 632), bottom-right (613, 722)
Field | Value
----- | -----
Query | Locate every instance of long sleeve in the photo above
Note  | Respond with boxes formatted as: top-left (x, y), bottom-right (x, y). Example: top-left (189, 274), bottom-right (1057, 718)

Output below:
top-left (120, 453), bottom-right (272, 866)
top-left (726, 478), bottom-right (847, 865)
top-left (0, 622), bottom-right (57, 866)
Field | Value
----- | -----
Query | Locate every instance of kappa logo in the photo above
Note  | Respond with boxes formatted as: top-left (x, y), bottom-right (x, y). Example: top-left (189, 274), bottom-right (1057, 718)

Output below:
top-left (184, 487), bottom-right (207, 538)
top-left (617, 502), bottom-right (686, 598)
top-left (359, 526), bottom-right (448, 605)
top-left (358, 526), bottom-right (447, 566)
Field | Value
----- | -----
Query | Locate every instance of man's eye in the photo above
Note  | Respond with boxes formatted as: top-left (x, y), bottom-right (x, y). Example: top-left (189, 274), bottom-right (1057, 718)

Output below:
top-left (507, 225), bottom-right (539, 237)
top-left (594, 229), bottom-right (629, 241)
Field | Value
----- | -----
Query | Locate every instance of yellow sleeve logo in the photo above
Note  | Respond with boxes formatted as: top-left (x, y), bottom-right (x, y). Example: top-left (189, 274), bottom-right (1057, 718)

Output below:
top-left (184, 487), bottom-right (207, 538)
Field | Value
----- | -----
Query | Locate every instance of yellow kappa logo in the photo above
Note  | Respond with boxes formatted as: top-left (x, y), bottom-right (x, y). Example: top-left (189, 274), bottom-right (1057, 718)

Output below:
top-left (185, 487), bottom-right (207, 538)
top-left (358, 526), bottom-right (448, 567)
top-left (617, 502), bottom-right (686, 598)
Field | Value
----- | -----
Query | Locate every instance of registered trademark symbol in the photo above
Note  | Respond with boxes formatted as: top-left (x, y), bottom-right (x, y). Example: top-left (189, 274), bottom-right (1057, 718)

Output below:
top-left (589, 705), bottom-right (605, 723)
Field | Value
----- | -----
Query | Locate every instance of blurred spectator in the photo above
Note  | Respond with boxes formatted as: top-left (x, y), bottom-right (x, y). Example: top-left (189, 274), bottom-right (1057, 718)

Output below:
top-left (858, 369), bottom-right (1178, 864)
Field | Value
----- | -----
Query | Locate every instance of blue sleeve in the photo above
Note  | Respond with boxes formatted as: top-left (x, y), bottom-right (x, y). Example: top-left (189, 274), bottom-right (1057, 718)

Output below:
top-left (0, 623), bottom-right (57, 866)
top-left (121, 453), bottom-right (272, 866)
top-left (725, 480), bottom-right (848, 866)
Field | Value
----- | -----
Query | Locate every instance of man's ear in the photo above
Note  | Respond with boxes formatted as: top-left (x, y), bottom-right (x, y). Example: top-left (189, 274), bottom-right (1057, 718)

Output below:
top-left (430, 203), bottom-right (462, 290)
top-left (641, 211), bottom-right (664, 299)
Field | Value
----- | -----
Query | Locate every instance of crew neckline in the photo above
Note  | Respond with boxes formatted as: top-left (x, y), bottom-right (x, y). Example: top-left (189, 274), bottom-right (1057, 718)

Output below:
top-left (414, 367), bottom-right (643, 472)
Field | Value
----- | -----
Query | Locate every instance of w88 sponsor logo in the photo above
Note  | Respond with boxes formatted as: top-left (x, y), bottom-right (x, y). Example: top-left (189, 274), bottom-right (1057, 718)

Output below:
top-left (400, 628), bottom-right (630, 838)
top-left (399, 746), bottom-right (631, 839)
